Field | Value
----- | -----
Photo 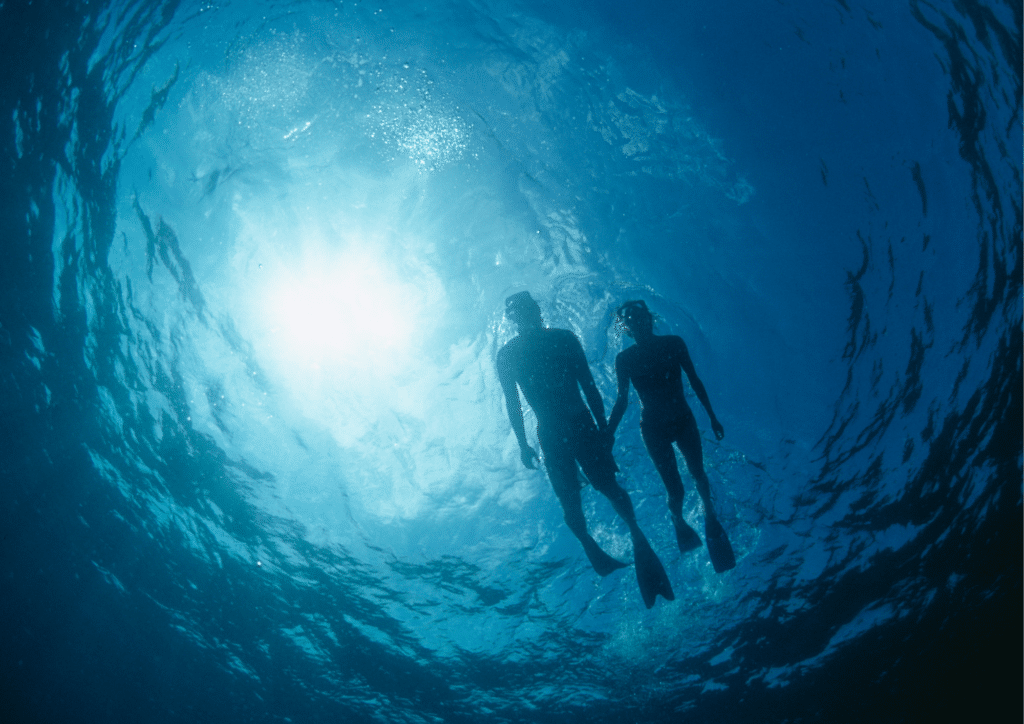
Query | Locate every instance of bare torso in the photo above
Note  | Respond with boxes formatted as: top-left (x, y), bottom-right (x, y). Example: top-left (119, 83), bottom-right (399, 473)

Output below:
top-left (498, 328), bottom-right (592, 431)
top-left (616, 335), bottom-right (693, 423)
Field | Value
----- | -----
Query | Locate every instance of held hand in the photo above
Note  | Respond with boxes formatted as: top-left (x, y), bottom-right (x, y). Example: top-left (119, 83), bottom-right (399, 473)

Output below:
top-left (711, 419), bottom-right (725, 441)
top-left (520, 445), bottom-right (539, 469)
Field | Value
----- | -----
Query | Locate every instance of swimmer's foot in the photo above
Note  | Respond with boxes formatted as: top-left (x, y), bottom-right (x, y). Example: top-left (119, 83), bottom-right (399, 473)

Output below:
top-left (704, 515), bottom-right (736, 573)
top-left (634, 537), bottom-right (674, 609)
top-left (585, 544), bottom-right (628, 577)
top-left (672, 515), bottom-right (703, 554)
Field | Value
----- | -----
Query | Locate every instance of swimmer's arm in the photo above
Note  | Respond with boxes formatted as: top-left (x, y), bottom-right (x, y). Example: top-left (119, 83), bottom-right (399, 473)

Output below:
top-left (571, 337), bottom-right (608, 430)
top-left (607, 354), bottom-right (631, 436)
top-left (676, 337), bottom-right (724, 440)
top-left (497, 348), bottom-right (538, 468)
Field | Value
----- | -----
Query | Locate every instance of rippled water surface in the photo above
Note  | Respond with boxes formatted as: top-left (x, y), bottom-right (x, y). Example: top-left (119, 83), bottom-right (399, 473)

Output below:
top-left (1, 1), bottom-right (1020, 722)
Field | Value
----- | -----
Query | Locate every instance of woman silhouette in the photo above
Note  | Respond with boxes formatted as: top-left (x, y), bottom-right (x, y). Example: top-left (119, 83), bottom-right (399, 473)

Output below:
top-left (607, 300), bottom-right (735, 572)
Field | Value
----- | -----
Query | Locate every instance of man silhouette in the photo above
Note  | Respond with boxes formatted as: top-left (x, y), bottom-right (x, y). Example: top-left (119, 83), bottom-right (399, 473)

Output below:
top-left (607, 300), bottom-right (736, 573)
top-left (497, 291), bottom-right (673, 608)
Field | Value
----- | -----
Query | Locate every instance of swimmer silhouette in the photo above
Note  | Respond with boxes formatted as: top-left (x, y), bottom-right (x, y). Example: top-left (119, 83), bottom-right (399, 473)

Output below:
top-left (608, 300), bottom-right (736, 573)
top-left (497, 292), bottom-right (673, 608)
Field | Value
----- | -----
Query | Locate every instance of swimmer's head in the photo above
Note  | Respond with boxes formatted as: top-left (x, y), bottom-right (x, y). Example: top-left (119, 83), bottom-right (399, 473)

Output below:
top-left (616, 299), bottom-right (654, 338)
top-left (505, 291), bottom-right (543, 329)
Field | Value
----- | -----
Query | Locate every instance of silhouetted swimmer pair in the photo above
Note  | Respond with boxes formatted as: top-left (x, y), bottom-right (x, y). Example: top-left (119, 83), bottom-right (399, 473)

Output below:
top-left (497, 292), bottom-right (734, 609)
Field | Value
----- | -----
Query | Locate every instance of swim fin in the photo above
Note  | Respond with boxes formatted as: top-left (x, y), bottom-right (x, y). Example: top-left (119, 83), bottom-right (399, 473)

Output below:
top-left (704, 516), bottom-right (736, 573)
top-left (634, 537), bottom-right (674, 609)
top-left (672, 515), bottom-right (703, 553)
top-left (583, 540), bottom-right (628, 576)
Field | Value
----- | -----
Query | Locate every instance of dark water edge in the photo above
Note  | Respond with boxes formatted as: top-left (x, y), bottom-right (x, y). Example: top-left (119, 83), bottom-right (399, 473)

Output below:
top-left (1, 0), bottom-right (1021, 722)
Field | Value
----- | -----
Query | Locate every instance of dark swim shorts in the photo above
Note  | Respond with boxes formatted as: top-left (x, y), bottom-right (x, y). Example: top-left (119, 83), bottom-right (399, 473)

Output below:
top-left (537, 412), bottom-right (617, 495)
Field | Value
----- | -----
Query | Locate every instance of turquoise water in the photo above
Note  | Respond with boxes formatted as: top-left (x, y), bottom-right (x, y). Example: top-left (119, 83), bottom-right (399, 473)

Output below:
top-left (1, 0), bottom-right (1020, 721)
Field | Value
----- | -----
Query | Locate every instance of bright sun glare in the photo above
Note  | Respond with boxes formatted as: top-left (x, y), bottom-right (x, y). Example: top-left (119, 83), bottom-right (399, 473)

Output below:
top-left (262, 246), bottom-right (422, 375)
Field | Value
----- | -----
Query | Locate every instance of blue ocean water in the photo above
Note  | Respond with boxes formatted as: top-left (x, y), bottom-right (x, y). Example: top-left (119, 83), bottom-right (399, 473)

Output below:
top-left (1, 0), bottom-right (1019, 721)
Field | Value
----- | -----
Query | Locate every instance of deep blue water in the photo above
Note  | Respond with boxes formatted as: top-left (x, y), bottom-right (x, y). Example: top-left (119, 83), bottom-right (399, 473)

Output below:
top-left (1, 0), bottom-right (1020, 722)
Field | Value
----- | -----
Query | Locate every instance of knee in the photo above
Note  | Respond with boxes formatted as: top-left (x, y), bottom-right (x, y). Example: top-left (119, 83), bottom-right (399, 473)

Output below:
top-left (554, 487), bottom-right (583, 514)
top-left (678, 445), bottom-right (705, 477)
top-left (593, 480), bottom-right (631, 510)
top-left (655, 461), bottom-right (685, 490)
top-left (586, 471), bottom-right (619, 496)
top-left (560, 504), bottom-right (586, 532)
top-left (688, 467), bottom-right (709, 486)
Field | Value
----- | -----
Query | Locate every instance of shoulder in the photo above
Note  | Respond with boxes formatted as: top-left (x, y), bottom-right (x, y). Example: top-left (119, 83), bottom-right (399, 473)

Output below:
top-left (497, 337), bottom-right (520, 364)
top-left (549, 327), bottom-right (584, 350)
top-left (665, 335), bottom-right (688, 353)
top-left (615, 344), bottom-right (638, 368)
top-left (663, 335), bottom-right (694, 366)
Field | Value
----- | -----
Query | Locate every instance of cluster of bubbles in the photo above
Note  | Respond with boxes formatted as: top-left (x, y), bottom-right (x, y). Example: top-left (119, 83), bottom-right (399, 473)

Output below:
top-left (370, 65), bottom-right (471, 170)
top-left (219, 33), bottom-right (315, 139)
top-left (388, 108), bottom-right (470, 169)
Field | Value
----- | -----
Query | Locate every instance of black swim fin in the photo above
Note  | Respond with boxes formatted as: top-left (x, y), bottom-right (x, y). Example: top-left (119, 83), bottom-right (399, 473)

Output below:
top-left (634, 538), bottom-right (674, 609)
top-left (704, 516), bottom-right (736, 573)
top-left (586, 546), bottom-right (628, 577)
top-left (672, 515), bottom-right (703, 553)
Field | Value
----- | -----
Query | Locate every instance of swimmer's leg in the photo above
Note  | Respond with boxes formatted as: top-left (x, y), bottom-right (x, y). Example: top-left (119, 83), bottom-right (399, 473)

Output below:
top-left (676, 423), bottom-right (735, 573)
top-left (547, 456), bottom-right (626, 576)
top-left (561, 488), bottom-right (628, 576)
top-left (642, 424), bottom-right (702, 553)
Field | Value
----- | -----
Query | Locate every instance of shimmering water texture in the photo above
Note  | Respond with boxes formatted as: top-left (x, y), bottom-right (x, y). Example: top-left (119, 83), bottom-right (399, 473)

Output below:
top-left (1, 1), bottom-right (1020, 723)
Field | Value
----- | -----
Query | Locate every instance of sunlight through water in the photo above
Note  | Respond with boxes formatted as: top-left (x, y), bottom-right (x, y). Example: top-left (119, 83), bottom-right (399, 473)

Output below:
top-left (256, 238), bottom-right (438, 377)
top-left (1, 0), bottom-right (1019, 722)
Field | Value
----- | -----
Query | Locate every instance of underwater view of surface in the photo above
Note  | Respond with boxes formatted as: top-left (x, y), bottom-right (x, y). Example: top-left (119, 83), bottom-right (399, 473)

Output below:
top-left (1, 0), bottom-right (1020, 721)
